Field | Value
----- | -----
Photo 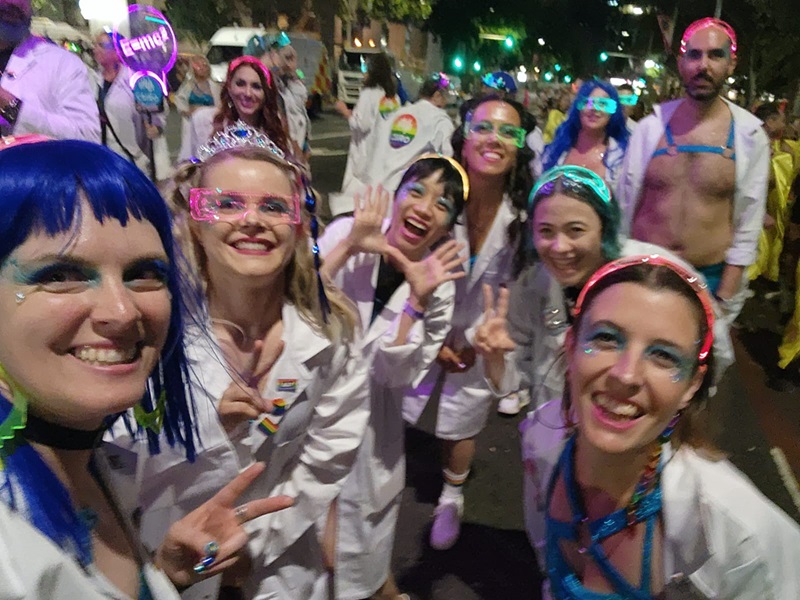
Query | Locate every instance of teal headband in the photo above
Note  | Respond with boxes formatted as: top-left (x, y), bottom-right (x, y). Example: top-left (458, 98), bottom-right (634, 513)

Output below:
top-left (529, 165), bottom-right (611, 206)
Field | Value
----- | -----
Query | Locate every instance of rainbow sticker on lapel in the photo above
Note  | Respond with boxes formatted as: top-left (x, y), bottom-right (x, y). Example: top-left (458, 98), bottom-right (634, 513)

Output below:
top-left (257, 398), bottom-right (287, 436)
top-left (277, 379), bottom-right (297, 393)
top-left (389, 114), bottom-right (417, 148)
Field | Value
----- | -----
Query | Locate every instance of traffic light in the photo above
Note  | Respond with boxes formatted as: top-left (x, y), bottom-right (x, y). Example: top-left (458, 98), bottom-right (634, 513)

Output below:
top-left (453, 56), bottom-right (464, 71)
top-left (504, 36), bottom-right (514, 49)
top-left (473, 60), bottom-right (481, 72)
top-left (600, 52), bottom-right (609, 62)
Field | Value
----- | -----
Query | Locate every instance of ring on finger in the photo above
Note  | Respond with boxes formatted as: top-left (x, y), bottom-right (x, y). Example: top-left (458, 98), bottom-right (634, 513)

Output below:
top-left (235, 504), bottom-right (249, 524)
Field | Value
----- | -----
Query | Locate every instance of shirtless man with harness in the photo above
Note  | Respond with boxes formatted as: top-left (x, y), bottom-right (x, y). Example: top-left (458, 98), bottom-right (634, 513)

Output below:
top-left (619, 18), bottom-right (769, 323)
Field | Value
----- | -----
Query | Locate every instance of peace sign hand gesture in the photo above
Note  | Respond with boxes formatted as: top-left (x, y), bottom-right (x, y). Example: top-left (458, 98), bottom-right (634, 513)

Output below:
top-left (156, 462), bottom-right (294, 589)
top-left (474, 284), bottom-right (516, 389)
top-left (386, 239), bottom-right (466, 307)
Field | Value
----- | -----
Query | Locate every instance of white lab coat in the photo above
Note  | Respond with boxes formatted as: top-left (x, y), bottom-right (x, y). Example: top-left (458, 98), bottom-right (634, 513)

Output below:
top-left (184, 106), bottom-right (217, 162)
top-left (1, 35), bottom-right (100, 141)
top-left (522, 416), bottom-right (800, 599)
top-left (0, 449), bottom-right (180, 600)
top-left (105, 304), bottom-right (370, 600)
top-left (318, 218), bottom-right (455, 599)
top-left (175, 76), bottom-right (221, 163)
top-left (340, 87), bottom-right (400, 194)
top-left (618, 98), bottom-right (770, 323)
top-left (500, 239), bottom-right (736, 409)
top-left (364, 98), bottom-right (455, 200)
top-left (403, 198), bottom-right (517, 439)
top-left (93, 66), bottom-right (170, 180)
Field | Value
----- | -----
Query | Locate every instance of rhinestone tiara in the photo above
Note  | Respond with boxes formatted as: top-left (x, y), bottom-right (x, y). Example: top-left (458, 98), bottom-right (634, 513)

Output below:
top-left (193, 121), bottom-right (286, 163)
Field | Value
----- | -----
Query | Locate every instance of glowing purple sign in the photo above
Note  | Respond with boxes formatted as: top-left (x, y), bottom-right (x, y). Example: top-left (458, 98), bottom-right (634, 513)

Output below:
top-left (113, 4), bottom-right (177, 94)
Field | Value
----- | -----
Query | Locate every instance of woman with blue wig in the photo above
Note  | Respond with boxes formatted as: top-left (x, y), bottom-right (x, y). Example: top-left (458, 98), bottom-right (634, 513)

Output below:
top-left (536, 80), bottom-right (630, 191)
top-left (0, 136), bottom-right (291, 599)
top-left (479, 165), bottom-right (735, 564)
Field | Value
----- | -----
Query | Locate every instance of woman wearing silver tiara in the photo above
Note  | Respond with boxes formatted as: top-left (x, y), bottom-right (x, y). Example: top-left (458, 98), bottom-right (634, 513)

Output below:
top-left (112, 123), bottom-right (369, 599)
top-left (318, 155), bottom-right (468, 599)
top-left (186, 56), bottom-right (291, 161)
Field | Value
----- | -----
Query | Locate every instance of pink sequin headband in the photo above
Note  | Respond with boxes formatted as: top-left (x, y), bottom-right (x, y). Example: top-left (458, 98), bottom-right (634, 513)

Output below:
top-left (574, 254), bottom-right (715, 364)
top-left (228, 55), bottom-right (272, 88)
top-left (680, 18), bottom-right (738, 56)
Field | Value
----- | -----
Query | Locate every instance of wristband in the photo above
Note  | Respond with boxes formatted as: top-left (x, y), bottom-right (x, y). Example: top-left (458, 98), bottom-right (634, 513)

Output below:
top-left (403, 301), bottom-right (425, 320)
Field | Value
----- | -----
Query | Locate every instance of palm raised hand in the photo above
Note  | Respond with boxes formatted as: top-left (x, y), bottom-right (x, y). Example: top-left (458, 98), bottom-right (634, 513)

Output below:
top-left (386, 239), bottom-right (466, 304)
top-left (348, 185), bottom-right (391, 255)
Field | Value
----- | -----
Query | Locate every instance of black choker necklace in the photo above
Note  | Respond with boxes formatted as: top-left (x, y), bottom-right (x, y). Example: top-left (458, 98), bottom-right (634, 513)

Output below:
top-left (23, 411), bottom-right (106, 450)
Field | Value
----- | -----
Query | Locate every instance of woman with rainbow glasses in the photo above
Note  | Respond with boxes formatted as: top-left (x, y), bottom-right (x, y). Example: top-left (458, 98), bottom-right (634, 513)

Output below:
top-left (536, 80), bottom-right (630, 193)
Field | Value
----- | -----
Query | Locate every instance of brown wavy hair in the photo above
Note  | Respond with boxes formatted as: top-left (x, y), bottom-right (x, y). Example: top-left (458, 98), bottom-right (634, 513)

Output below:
top-left (213, 57), bottom-right (290, 154)
top-left (170, 146), bottom-right (356, 343)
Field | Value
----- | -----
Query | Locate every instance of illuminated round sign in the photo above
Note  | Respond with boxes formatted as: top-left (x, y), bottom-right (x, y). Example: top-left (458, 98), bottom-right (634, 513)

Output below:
top-left (113, 4), bottom-right (177, 77)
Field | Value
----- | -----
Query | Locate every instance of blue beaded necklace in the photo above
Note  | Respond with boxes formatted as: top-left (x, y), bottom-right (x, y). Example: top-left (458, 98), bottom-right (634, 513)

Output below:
top-left (545, 435), bottom-right (664, 599)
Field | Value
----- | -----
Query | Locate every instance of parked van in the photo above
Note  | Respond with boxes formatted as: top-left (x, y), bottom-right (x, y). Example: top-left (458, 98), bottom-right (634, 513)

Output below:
top-left (206, 26), bottom-right (328, 114)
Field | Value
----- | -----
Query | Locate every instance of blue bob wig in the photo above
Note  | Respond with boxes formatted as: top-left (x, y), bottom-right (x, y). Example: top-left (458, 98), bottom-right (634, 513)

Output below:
top-left (541, 79), bottom-right (630, 173)
top-left (0, 140), bottom-right (197, 566)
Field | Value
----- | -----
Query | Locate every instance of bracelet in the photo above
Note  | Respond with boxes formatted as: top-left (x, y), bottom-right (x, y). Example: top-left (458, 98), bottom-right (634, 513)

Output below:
top-left (403, 301), bottom-right (425, 320)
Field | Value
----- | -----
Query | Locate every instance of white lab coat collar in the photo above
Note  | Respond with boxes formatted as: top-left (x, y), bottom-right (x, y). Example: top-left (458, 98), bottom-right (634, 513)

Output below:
top-left (457, 196), bottom-right (515, 293)
top-left (280, 301), bottom-right (332, 369)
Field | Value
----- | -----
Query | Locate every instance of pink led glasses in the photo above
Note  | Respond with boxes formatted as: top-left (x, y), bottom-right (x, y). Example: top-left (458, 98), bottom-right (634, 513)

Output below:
top-left (189, 188), bottom-right (301, 225)
top-left (574, 255), bottom-right (715, 364)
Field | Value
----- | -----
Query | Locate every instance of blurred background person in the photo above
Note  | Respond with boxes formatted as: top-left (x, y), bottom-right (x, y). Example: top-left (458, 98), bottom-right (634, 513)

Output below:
top-left (538, 79), bottom-right (629, 191)
top-left (335, 52), bottom-right (400, 195)
top-left (175, 55), bottom-right (220, 163)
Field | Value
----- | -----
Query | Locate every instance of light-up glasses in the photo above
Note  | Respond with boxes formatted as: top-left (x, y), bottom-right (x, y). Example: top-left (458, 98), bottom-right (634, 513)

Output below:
top-left (466, 120), bottom-right (526, 148)
top-left (618, 94), bottom-right (639, 106)
top-left (529, 165), bottom-right (611, 206)
top-left (189, 188), bottom-right (301, 225)
top-left (576, 96), bottom-right (618, 115)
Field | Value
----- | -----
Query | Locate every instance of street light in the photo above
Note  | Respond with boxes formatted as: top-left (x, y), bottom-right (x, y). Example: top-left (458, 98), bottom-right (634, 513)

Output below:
top-left (504, 36), bottom-right (514, 49)
top-left (473, 60), bottom-right (481, 72)
top-left (537, 38), bottom-right (545, 46)
top-left (564, 75), bottom-right (572, 83)
top-left (554, 63), bottom-right (562, 72)
top-left (600, 52), bottom-right (609, 62)
top-left (453, 56), bottom-right (464, 71)
top-left (544, 71), bottom-right (553, 81)
top-left (644, 59), bottom-right (656, 69)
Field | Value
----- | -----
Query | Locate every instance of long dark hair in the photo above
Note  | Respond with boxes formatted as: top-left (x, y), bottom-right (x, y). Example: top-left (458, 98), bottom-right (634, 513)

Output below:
top-left (452, 95), bottom-right (535, 276)
top-left (363, 53), bottom-right (397, 97)
top-left (213, 57), bottom-right (290, 153)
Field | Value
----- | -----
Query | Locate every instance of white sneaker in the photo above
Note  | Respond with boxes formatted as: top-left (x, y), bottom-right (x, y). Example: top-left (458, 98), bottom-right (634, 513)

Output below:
top-left (429, 496), bottom-right (463, 550)
top-left (497, 389), bottom-right (531, 416)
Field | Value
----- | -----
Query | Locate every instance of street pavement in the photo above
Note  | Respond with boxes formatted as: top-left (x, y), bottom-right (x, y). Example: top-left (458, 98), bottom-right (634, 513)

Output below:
top-left (166, 109), bottom-right (800, 600)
